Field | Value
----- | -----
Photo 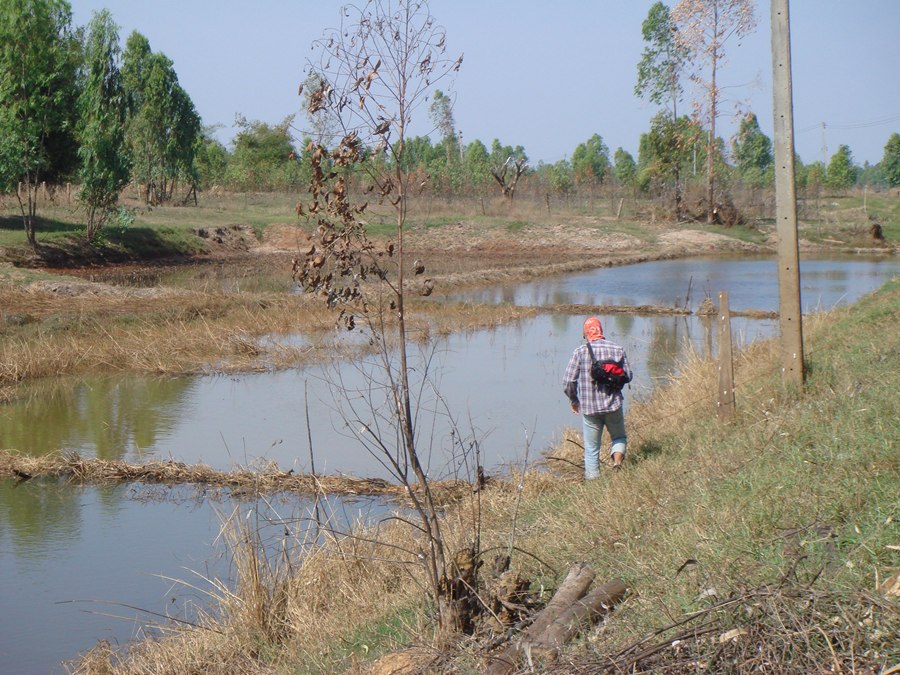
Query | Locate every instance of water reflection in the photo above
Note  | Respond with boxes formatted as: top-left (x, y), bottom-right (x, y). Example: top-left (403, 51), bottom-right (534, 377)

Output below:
top-left (1, 313), bottom-right (777, 482)
top-left (0, 376), bottom-right (194, 460)
top-left (0, 477), bottom-right (83, 560)
top-left (446, 257), bottom-right (899, 312)
top-left (0, 478), bottom-right (389, 674)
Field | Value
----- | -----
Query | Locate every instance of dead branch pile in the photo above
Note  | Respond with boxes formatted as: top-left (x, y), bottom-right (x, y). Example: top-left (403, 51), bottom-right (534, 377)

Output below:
top-left (575, 584), bottom-right (899, 674)
top-left (0, 449), bottom-right (475, 505)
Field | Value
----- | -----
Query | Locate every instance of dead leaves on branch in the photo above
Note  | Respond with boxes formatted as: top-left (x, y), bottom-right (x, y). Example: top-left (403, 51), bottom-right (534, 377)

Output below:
top-left (292, 135), bottom-right (436, 329)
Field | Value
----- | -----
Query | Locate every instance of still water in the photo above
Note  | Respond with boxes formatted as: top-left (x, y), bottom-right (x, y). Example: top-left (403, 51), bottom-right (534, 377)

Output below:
top-left (0, 256), bottom-right (896, 673)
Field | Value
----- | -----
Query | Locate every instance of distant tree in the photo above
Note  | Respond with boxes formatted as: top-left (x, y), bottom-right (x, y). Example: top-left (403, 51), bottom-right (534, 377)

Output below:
top-left (881, 132), bottom-right (900, 187)
top-left (0, 0), bottom-right (76, 248)
top-left (638, 112), bottom-right (703, 216)
top-left (227, 115), bottom-right (299, 191)
top-left (545, 159), bottom-right (575, 197)
top-left (429, 89), bottom-right (459, 163)
top-left (672, 0), bottom-right (757, 223)
top-left (489, 139), bottom-right (528, 200)
top-left (571, 133), bottom-right (611, 187)
top-left (731, 112), bottom-right (773, 188)
top-left (299, 70), bottom-right (341, 147)
top-left (76, 9), bottom-right (130, 241)
top-left (825, 144), bottom-right (856, 190)
top-left (858, 160), bottom-right (885, 188)
top-left (193, 125), bottom-right (229, 189)
top-left (635, 1), bottom-right (687, 120)
top-left (463, 138), bottom-right (492, 196)
top-left (613, 147), bottom-right (637, 187)
top-left (399, 135), bottom-right (438, 172)
top-left (806, 161), bottom-right (825, 193)
top-left (793, 153), bottom-right (808, 189)
top-left (121, 32), bottom-right (200, 204)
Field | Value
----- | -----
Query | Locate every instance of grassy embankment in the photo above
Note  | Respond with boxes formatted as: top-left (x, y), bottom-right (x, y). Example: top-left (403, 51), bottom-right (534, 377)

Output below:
top-left (74, 277), bottom-right (899, 674)
top-left (1, 190), bottom-right (896, 261)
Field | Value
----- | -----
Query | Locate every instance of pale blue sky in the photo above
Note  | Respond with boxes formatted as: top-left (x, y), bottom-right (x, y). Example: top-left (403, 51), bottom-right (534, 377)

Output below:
top-left (69, 1), bottom-right (900, 166)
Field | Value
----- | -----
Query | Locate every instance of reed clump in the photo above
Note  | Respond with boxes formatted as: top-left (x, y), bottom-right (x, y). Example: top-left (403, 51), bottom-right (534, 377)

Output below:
top-left (68, 279), bottom-right (900, 674)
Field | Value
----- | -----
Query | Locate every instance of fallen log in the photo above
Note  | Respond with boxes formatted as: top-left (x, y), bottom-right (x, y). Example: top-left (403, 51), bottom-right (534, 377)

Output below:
top-left (486, 563), bottom-right (626, 674)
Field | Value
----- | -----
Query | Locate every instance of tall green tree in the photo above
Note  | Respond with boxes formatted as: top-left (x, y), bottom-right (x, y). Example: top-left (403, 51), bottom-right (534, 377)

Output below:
top-left (635, 1), bottom-right (686, 120)
top-left (0, 0), bottom-right (76, 247)
top-left (825, 144), bottom-right (856, 190)
top-left (672, 0), bottom-right (757, 222)
top-left (613, 147), bottom-right (637, 187)
top-left (76, 9), bottom-right (130, 241)
top-left (731, 112), bottom-right (773, 188)
top-left (571, 133), bottom-right (610, 187)
top-left (121, 32), bottom-right (200, 204)
top-left (192, 125), bottom-right (229, 190)
top-left (463, 138), bottom-right (492, 196)
top-left (880, 132), bottom-right (900, 188)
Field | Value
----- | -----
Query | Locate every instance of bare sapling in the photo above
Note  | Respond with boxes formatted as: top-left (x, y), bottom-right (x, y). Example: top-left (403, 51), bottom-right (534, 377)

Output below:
top-left (293, 0), bottom-right (480, 636)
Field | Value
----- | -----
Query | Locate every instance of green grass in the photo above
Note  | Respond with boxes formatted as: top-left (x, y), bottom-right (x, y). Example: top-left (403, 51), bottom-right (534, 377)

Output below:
top-left (703, 221), bottom-right (770, 243)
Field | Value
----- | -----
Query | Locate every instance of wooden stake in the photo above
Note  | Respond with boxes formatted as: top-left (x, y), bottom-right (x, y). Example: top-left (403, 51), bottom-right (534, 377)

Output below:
top-left (717, 291), bottom-right (735, 422)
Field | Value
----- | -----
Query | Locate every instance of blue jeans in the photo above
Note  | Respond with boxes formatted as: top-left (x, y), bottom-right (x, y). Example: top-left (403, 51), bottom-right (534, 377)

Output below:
top-left (582, 408), bottom-right (627, 480)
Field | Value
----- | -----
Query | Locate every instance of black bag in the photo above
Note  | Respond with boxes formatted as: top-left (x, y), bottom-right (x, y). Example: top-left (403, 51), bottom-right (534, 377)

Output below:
top-left (586, 342), bottom-right (630, 390)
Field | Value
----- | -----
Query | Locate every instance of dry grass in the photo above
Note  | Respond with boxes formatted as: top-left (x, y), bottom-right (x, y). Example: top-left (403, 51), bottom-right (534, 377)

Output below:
top-left (0, 274), bottom-right (540, 401)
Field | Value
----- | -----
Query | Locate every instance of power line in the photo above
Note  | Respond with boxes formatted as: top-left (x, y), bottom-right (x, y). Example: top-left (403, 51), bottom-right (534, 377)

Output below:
top-left (796, 112), bottom-right (900, 134)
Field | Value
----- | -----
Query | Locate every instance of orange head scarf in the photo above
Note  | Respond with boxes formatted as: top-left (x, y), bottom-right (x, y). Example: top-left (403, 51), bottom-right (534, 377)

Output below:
top-left (583, 317), bottom-right (604, 341)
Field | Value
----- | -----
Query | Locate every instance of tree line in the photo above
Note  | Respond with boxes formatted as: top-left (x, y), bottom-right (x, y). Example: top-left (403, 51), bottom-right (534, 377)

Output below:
top-left (0, 0), bottom-right (206, 245)
top-left (2, 0), bottom-right (898, 249)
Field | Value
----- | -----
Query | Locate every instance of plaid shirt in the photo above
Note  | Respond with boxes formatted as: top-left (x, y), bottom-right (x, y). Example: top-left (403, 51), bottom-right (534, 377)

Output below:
top-left (563, 338), bottom-right (632, 415)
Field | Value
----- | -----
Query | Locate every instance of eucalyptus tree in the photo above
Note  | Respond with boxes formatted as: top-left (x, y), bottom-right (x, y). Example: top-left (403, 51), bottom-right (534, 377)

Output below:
top-left (571, 133), bottom-right (611, 187)
top-left (881, 133), bottom-right (900, 188)
top-left (76, 9), bottom-right (130, 241)
top-left (636, 2), bottom-right (689, 218)
top-left (121, 32), bottom-right (200, 204)
top-left (825, 145), bottom-right (857, 191)
top-left (429, 89), bottom-right (458, 161)
top-left (613, 147), bottom-right (637, 188)
top-left (671, 0), bottom-right (757, 223)
top-left (463, 138), bottom-right (492, 197)
top-left (193, 125), bottom-right (229, 189)
top-left (635, 1), bottom-right (686, 121)
top-left (731, 112), bottom-right (773, 189)
top-left (0, 0), bottom-right (76, 248)
top-left (294, 0), bottom-right (475, 635)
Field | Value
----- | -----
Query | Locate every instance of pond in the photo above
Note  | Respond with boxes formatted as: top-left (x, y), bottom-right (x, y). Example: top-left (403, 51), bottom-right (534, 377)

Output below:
top-left (0, 255), bottom-right (896, 673)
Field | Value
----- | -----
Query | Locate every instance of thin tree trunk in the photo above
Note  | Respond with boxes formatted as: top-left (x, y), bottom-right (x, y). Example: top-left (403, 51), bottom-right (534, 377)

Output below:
top-left (706, 6), bottom-right (719, 224)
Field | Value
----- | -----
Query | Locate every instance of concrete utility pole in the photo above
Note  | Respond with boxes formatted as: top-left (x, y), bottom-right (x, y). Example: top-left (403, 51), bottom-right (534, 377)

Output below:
top-left (771, 0), bottom-right (805, 388)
